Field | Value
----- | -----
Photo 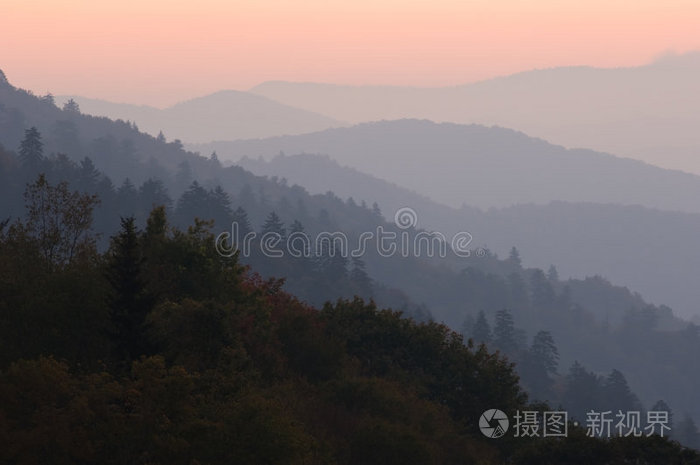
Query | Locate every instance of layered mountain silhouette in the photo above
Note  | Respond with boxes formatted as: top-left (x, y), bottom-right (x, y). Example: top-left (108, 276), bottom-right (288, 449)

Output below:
top-left (192, 119), bottom-right (700, 214)
top-left (250, 52), bottom-right (700, 174)
top-left (56, 90), bottom-right (345, 143)
top-left (237, 152), bottom-right (700, 319)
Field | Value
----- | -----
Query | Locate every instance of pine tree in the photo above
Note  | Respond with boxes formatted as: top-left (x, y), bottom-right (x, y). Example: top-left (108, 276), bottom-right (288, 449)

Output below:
top-left (508, 246), bottom-right (522, 267)
top-left (209, 185), bottom-right (233, 227)
top-left (493, 308), bottom-right (518, 354)
top-left (563, 361), bottom-right (604, 422)
top-left (232, 206), bottom-right (252, 238)
top-left (530, 268), bottom-right (556, 310)
top-left (139, 178), bottom-right (172, 213)
top-left (350, 256), bottom-right (373, 295)
top-left (651, 400), bottom-right (673, 433)
top-left (602, 369), bottom-right (643, 413)
top-left (261, 211), bottom-right (286, 239)
top-left (62, 98), bottom-right (80, 114)
top-left (18, 127), bottom-right (44, 170)
top-left (106, 217), bottom-right (153, 363)
top-left (530, 330), bottom-right (559, 375)
top-left (471, 310), bottom-right (492, 345)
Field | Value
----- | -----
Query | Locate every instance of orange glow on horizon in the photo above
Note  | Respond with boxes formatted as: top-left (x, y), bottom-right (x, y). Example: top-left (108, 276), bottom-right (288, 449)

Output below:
top-left (2, 0), bottom-right (699, 106)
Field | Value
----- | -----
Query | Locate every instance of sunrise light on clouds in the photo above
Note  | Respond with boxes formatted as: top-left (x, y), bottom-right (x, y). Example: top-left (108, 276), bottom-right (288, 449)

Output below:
top-left (3, 0), bottom-right (700, 105)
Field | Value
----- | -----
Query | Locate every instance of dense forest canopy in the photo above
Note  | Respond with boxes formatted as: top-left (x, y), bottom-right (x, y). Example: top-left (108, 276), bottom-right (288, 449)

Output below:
top-left (2, 70), bottom-right (700, 461)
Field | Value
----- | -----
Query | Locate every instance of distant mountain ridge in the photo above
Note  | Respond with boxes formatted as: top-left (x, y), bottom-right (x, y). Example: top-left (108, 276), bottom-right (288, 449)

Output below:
top-left (56, 90), bottom-right (345, 143)
top-left (250, 52), bottom-right (700, 174)
top-left (236, 151), bottom-right (700, 320)
top-left (191, 119), bottom-right (700, 214)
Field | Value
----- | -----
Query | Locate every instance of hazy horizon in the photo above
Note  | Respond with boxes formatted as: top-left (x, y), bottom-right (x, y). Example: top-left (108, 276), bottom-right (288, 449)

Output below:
top-left (4, 51), bottom-right (696, 109)
top-left (4, 0), bottom-right (700, 106)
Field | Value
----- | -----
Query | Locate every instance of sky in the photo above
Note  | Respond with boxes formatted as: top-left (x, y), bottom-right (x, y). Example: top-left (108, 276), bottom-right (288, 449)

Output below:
top-left (2, 0), bottom-right (700, 107)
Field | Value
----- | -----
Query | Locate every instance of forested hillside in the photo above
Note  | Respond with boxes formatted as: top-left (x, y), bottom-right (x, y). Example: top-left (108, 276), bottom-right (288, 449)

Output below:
top-left (2, 73), bottom-right (700, 452)
top-left (1, 178), bottom-right (698, 464)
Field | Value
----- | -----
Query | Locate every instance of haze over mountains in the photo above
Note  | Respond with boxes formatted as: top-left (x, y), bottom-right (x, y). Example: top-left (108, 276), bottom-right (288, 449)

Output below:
top-left (238, 152), bottom-right (700, 320)
top-left (5, 64), bottom-right (700, 452)
top-left (193, 119), bottom-right (700, 214)
top-left (250, 52), bottom-right (700, 175)
top-left (56, 91), bottom-right (344, 143)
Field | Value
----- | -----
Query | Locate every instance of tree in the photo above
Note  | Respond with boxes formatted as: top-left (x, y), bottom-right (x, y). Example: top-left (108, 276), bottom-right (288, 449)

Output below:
top-left (350, 256), bottom-right (373, 296)
top-left (77, 157), bottom-right (101, 192)
top-left (232, 206), bottom-right (252, 238)
top-left (209, 185), bottom-right (233, 227)
top-left (139, 178), bottom-right (172, 213)
top-left (493, 308), bottom-right (518, 355)
top-left (530, 330), bottom-right (559, 375)
top-left (62, 98), bottom-right (80, 114)
top-left (651, 400), bottom-right (673, 434)
top-left (472, 311), bottom-right (492, 345)
top-left (521, 330), bottom-right (560, 401)
top-left (530, 268), bottom-right (555, 310)
top-left (261, 211), bottom-right (286, 240)
top-left (564, 361), bottom-right (604, 422)
top-left (23, 174), bottom-right (99, 268)
top-left (508, 246), bottom-right (522, 267)
top-left (106, 217), bottom-right (153, 363)
top-left (175, 181), bottom-right (208, 225)
top-left (602, 369), bottom-right (643, 413)
top-left (18, 127), bottom-right (44, 170)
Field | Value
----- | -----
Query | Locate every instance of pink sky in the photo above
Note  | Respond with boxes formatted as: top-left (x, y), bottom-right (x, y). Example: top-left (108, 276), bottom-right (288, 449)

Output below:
top-left (2, 0), bottom-right (699, 107)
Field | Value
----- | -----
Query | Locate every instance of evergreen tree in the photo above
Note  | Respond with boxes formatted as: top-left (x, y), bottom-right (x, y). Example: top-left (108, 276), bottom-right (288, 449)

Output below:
top-left (261, 211), bottom-right (286, 239)
top-left (18, 126), bottom-right (44, 170)
top-left (175, 160), bottom-right (193, 190)
top-left (563, 361), bottom-right (604, 422)
top-left (77, 157), bottom-right (100, 192)
top-left (232, 206), bottom-right (252, 238)
top-left (547, 264), bottom-right (559, 282)
top-left (117, 178), bottom-right (138, 216)
top-left (530, 330), bottom-right (559, 375)
top-left (602, 369), bottom-right (643, 413)
top-left (471, 310), bottom-right (492, 345)
top-left (493, 308), bottom-right (518, 354)
top-left (651, 400), bottom-right (674, 434)
top-left (175, 181), bottom-right (209, 225)
top-left (209, 185), bottom-right (233, 227)
top-left (288, 219), bottom-right (310, 258)
top-left (62, 98), bottom-right (80, 114)
top-left (106, 217), bottom-right (153, 363)
top-left (530, 268), bottom-right (556, 310)
top-left (139, 178), bottom-right (172, 213)
top-left (350, 256), bottom-right (373, 295)
top-left (508, 246), bottom-right (522, 267)
top-left (520, 330), bottom-right (559, 401)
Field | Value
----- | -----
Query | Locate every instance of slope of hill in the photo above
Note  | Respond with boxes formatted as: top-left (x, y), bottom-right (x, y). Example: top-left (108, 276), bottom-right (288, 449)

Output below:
top-left (4, 70), bottom-right (700, 437)
top-left (234, 152), bottom-right (700, 320)
top-left (250, 51), bottom-right (700, 174)
top-left (191, 119), bottom-right (700, 213)
top-left (56, 90), bottom-right (344, 143)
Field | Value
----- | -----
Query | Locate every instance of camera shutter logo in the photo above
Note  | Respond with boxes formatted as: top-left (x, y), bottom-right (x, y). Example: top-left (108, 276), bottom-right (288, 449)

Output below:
top-left (480, 409), bottom-right (510, 438)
